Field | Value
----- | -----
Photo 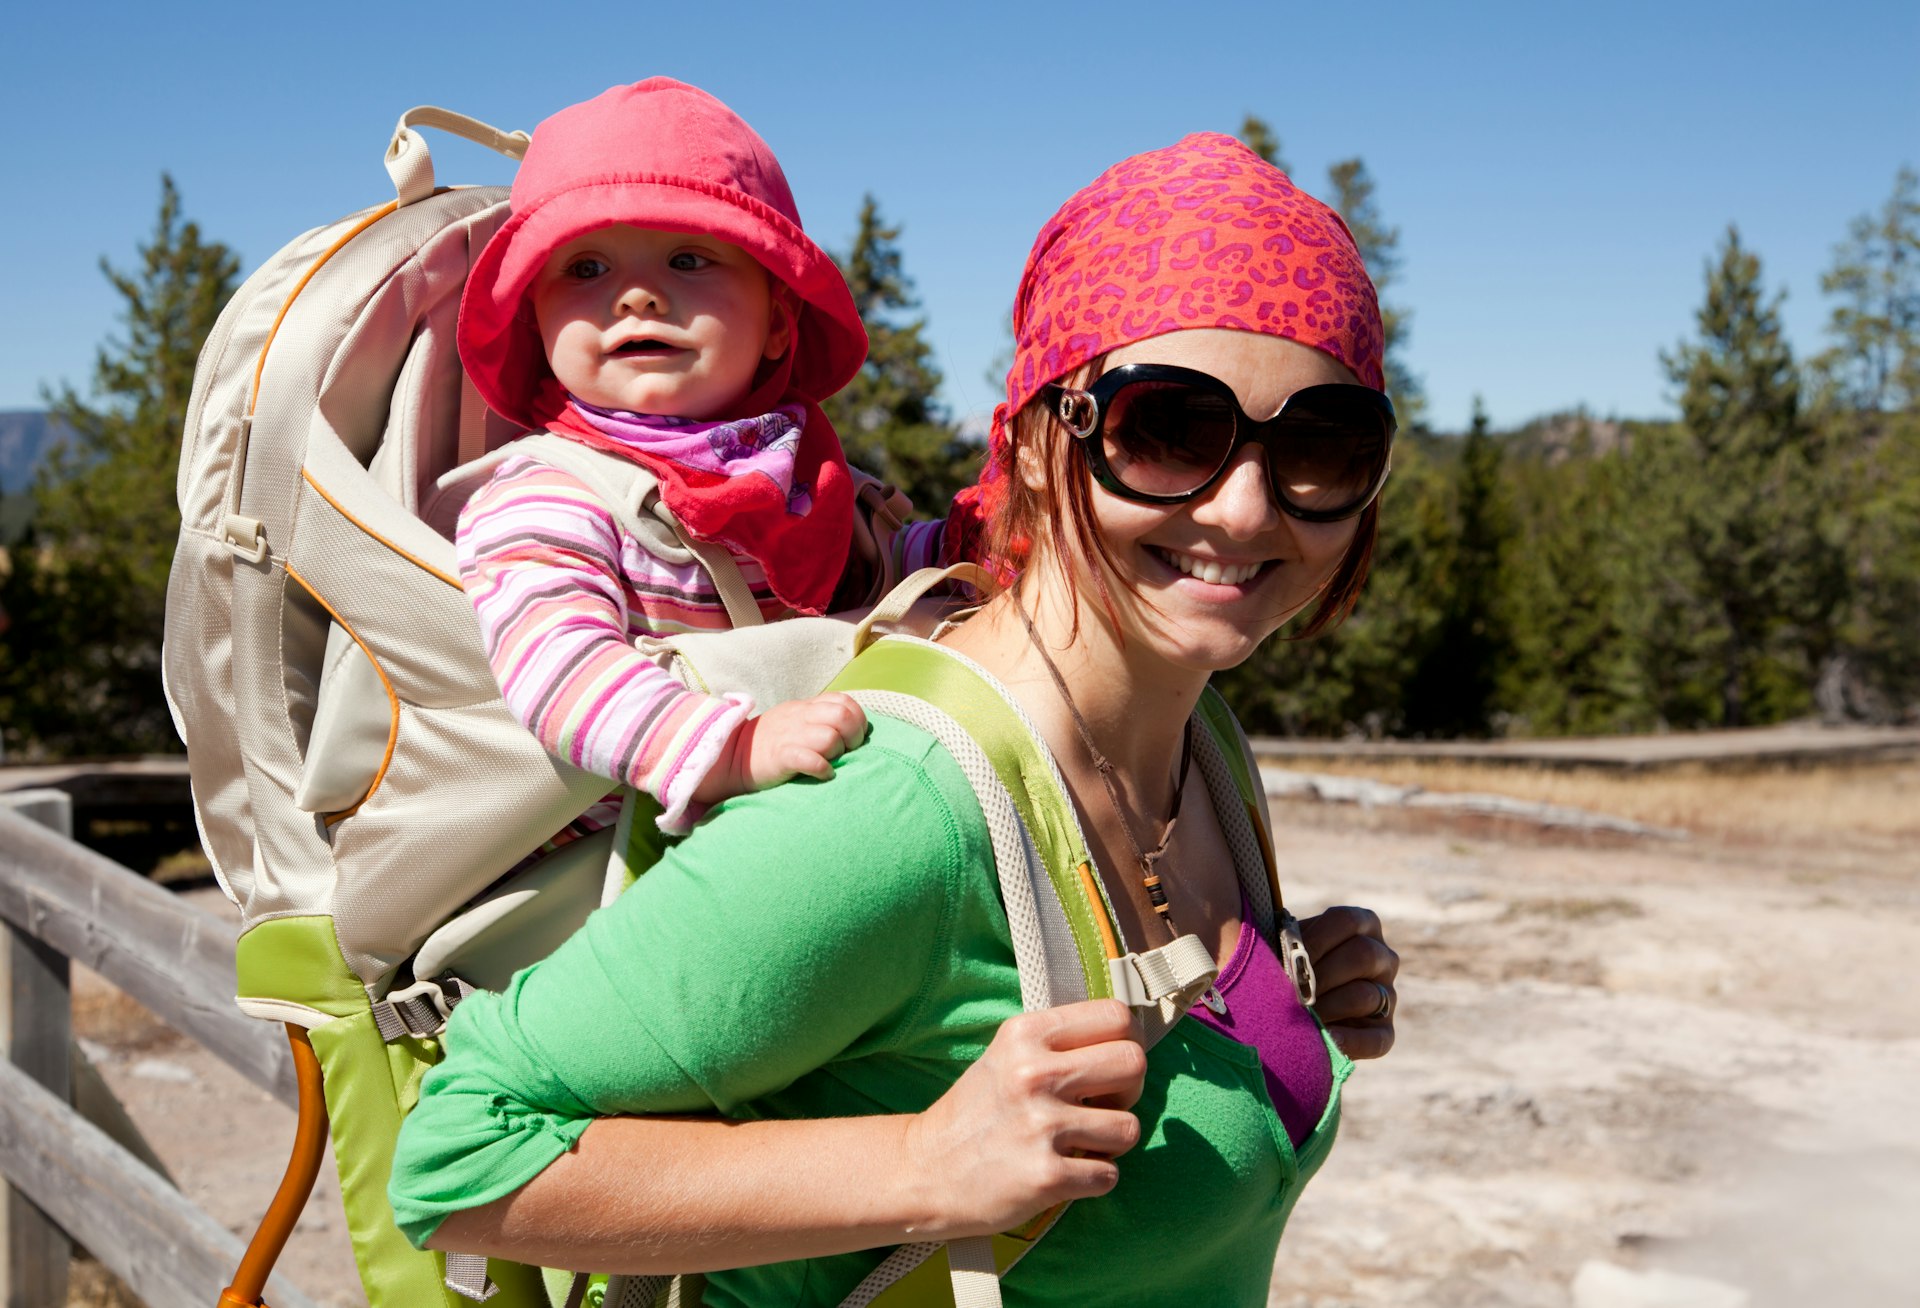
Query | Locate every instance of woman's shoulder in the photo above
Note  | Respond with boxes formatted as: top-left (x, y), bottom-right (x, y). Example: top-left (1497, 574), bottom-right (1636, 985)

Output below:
top-left (693, 712), bottom-right (990, 885)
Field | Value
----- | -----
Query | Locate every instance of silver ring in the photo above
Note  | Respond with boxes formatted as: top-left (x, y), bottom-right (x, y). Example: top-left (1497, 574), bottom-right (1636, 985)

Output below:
top-left (1367, 980), bottom-right (1393, 1020)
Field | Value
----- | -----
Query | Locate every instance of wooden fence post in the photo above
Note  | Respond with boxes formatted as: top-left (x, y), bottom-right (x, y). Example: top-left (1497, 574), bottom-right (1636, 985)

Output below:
top-left (1, 789), bottom-right (74, 1308)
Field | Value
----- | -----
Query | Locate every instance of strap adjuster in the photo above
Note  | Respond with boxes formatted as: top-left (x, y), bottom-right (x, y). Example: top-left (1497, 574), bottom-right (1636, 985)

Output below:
top-left (1107, 935), bottom-right (1218, 1009)
top-left (371, 974), bottom-right (474, 1042)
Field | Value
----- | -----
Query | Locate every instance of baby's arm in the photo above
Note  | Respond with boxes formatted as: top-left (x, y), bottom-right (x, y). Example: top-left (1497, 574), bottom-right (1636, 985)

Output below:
top-left (458, 456), bottom-right (843, 828)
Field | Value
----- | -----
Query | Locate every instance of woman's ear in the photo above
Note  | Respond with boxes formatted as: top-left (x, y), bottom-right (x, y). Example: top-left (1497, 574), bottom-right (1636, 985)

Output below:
top-left (1015, 426), bottom-right (1050, 493)
top-left (763, 284), bottom-right (797, 361)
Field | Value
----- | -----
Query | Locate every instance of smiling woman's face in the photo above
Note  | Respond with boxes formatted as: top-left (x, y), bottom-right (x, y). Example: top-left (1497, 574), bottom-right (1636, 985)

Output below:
top-left (530, 223), bottom-right (788, 419)
top-left (1026, 328), bottom-right (1365, 678)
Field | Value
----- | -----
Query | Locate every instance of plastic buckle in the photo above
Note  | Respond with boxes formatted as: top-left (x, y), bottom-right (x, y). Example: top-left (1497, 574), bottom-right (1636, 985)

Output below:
top-left (222, 513), bottom-right (269, 564)
top-left (1277, 913), bottom-right (1318, 1008)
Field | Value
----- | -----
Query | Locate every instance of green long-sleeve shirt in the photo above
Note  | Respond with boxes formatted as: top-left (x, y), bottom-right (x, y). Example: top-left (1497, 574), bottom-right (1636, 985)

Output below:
top-left (388, 715), bottom-right (1347, 1306)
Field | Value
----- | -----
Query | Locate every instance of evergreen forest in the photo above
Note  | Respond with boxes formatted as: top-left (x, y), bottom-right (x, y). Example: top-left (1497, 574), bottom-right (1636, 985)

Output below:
top-left (1, 139), bottom-right (1916, 759)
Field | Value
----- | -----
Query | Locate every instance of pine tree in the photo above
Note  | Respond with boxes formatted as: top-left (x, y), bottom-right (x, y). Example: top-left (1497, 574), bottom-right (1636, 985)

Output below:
top-left (1812, 168), bottom-right (1920, 719)
top-left (1404, 398), bottom-right (1513, 736)
top-left (1502, 427), bottom-right (1653, 736)
top-left (1815, 166), bottom-right (1920, 413)
top-left (1236, 115), bottom-right (1291, 173)
top-left (822, 195), bottom-right (979, 513)
top-left (1327, 158), bottom-right (1425, 429)
top-left (1650, 227), bottom-right (1842, 727)
top-left (0, 176), bottom-right (238, 756)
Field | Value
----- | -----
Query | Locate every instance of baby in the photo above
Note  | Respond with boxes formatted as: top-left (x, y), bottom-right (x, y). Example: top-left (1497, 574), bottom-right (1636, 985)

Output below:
top-left (455, 78), bottom-right (922, 833)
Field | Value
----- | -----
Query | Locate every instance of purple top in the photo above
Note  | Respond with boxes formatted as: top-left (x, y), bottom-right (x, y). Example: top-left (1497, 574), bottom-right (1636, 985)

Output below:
top-left (1187, 906), bottom-right (1334, 1148)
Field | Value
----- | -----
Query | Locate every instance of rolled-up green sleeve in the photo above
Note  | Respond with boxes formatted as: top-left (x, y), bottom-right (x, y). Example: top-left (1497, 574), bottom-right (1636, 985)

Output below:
top-left (387, 717), bottom-right (983, 1247)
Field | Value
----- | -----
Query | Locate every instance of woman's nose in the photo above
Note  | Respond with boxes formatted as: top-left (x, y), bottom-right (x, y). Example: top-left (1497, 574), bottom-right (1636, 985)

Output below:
top-left (1193, 444), bottom-right (1281, 539)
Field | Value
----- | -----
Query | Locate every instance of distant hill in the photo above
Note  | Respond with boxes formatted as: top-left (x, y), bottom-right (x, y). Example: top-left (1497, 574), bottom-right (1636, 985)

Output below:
top-left (0, 410), bottom-right (71, 494)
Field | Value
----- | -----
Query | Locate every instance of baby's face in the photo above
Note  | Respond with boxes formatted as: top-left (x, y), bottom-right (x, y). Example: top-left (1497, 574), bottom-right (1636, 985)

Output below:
top-left (531, 225), bottom-right (790, 419)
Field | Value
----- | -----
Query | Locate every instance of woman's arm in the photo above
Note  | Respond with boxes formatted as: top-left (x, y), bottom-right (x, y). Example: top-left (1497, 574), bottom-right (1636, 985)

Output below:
top-left (430, 1001), bottom-right (1148, 1274)
top-left (389, 720), bottom-right (1145, 1269)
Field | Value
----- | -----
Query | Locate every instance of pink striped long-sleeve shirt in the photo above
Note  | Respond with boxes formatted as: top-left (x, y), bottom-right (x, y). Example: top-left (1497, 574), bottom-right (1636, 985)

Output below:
top-left (456, 452), bottom-right (780, 832)
top-left (456, 450), bottom-right (947, 834)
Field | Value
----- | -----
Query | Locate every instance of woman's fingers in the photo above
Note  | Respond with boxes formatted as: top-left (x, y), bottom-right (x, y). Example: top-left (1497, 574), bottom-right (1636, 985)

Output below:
top-left (1311, 930), bottom-right (1399, 995)
top-left (1053, 1106), bottom-right (1143, 1161)
top-left (1298, 905), bottom-right (1400, 1062)
top-left (1299, 905), bottom-right (1384, 963)
top-left (1326, 1019), bottom-right (1396, 1061)
top-left (904, 999), bottom-right (1146, 1236)
top-left (1316, 975), bottom-right (1394, 1025)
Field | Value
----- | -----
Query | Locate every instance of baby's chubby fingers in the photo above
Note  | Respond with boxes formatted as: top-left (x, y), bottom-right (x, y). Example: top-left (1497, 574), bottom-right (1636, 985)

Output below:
top-left (797, 692), bottom-right (867, 754)
top-left (745, 694), bottom-right (871, 787)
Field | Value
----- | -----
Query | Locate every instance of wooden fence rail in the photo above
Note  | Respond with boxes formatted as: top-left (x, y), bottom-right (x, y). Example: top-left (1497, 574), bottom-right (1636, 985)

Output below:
top-left (0, 795), bottom-right (319, 1308)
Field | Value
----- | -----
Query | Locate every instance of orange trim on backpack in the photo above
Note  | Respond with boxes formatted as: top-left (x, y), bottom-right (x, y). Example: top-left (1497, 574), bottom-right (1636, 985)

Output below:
top-left (1075, 862), bottom-right (1122, 961)
top-left (285, 565), bottom-right (400, 825)
top-left (301, 468), bottom-right (463, 590)
top-left (248, 201), bottom-right (401, 415)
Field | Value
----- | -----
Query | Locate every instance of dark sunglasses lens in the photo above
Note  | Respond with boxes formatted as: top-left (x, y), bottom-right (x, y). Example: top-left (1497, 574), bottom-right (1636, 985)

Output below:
top-left (1266, 390), bottom-right (1392, 515)
top-left (1101, 382), bottom-right (1237, 497)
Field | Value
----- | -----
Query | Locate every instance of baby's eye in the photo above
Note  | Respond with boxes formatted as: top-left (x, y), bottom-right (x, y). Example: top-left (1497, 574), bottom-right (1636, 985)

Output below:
top-left (564, 256), bottom-right (610, 280)
top-left (668, 251), bottom-right (714, 272)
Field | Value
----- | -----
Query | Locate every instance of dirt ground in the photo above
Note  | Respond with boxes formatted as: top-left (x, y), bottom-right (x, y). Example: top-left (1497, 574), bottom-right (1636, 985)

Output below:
top-left (64, 768), bottom-right (1920, 1307)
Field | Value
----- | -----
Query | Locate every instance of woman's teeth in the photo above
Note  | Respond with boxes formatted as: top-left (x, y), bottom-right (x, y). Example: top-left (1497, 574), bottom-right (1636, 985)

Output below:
top-left (1160, 550), bottom-right (1263, 585)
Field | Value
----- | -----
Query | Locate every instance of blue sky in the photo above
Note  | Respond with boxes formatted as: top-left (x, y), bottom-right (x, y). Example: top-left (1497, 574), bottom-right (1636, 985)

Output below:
top-left (2, 1), bottom-right (1914, 432)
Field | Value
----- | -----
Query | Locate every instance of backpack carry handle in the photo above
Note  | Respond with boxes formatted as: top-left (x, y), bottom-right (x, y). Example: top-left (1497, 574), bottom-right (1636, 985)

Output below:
top-left (850, 562), bottom-right (988, 654)
top-left (385, 105), bottom-right (530, 206)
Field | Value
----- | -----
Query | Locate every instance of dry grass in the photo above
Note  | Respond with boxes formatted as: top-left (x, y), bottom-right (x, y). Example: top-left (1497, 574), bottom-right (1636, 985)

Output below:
top-left (71, 972), bottom-right (181, 1053)
top-left (64, 1256), bottom-right (142, 1308)
top-left (1288, 757), bottom-right (1920, 851)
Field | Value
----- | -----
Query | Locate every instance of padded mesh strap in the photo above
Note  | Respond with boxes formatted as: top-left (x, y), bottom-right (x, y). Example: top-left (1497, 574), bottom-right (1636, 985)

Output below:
top-left (602, 1273), bottom-right (671, 1308)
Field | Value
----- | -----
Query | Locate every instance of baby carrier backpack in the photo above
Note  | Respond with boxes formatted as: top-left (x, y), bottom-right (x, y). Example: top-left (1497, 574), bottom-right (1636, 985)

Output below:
top-left (162, 108), bottom-right (1306, 1308)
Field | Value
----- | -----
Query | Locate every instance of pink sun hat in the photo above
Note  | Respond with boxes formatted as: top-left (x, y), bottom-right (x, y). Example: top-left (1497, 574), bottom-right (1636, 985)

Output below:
top-left (458, 77), bottom-right (867, 432)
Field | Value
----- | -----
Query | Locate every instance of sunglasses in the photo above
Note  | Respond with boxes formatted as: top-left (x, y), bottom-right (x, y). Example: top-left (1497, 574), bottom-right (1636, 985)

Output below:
top-left (1042, 364), bottom-right (1396, 522)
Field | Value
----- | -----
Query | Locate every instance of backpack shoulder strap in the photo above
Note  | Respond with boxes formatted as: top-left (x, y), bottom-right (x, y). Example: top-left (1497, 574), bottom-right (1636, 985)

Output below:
top-left (822, 637), bottom-right (1221, 1308)
top-left (489, 432), bottom-right (764, 630)
top-left (1192, 684), bottom-right (1316, 1007)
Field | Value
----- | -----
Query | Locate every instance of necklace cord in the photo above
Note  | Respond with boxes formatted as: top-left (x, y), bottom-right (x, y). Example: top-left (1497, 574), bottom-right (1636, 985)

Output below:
top-left (1014, 599), bottom-right (1194, 931)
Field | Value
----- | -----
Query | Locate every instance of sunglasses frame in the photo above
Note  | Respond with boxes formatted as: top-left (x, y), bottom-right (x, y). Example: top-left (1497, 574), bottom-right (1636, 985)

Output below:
top-left (1042, 363), bottom-right (1397, 522)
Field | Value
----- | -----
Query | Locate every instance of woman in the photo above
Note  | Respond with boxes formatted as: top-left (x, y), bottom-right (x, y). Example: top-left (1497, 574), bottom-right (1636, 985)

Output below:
top-left (390, 132), bottom-right (1401, 1304)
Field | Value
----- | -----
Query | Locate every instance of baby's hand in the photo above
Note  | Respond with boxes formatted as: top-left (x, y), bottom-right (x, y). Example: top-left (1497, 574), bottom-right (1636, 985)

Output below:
top-left (695, 693), bottom-right (868, 802)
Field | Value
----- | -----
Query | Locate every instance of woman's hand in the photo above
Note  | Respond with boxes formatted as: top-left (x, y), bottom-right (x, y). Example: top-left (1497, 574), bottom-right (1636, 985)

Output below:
top-left (1299, 906), bottom-right (1398, 1060)
top-left (900, 999), bottom-right (1146, 1239)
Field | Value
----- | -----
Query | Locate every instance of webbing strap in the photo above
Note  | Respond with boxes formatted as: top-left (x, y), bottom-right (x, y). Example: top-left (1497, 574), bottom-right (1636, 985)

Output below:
top-left (946, 1238), bottom-right (1000, 1308)
top-left (371, 975), bottom-right (473, 1042)
top-left (444, 1251), bottom-right (497, 1300)
top-left (457, 370), bottom-right (490, 468)
top-left (1110, 935), bottom-right (1217, 1008)
top-left (508, 433), bottom-right (764, 629)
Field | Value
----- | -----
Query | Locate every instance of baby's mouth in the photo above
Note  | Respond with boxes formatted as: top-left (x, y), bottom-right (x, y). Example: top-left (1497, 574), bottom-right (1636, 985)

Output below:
top-left (613, 338), bottom-right (678, 355)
